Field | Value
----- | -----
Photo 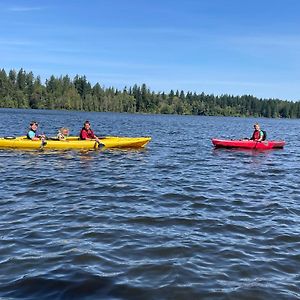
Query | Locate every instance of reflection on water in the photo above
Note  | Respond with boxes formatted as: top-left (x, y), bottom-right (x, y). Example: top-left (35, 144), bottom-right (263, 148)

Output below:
top-left (0, 109), bottom-right (300, 300)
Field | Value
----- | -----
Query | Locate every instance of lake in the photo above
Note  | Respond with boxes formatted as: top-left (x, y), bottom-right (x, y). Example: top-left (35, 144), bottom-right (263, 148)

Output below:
top-left (0, 108), bottom-right (299, 300)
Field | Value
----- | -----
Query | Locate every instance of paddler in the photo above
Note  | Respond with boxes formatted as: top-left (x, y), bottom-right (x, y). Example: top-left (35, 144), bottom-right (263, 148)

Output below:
top-left (27, 121), bottom-right (46, 141)
top-left (79, 120), bottom-right (100, 143)
top-left (250, 123), bottom-right (264, 141)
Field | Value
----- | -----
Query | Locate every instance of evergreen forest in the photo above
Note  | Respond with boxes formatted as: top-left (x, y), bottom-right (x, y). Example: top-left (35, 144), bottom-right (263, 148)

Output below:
top-left (1, 68), bottom-right (300, 118)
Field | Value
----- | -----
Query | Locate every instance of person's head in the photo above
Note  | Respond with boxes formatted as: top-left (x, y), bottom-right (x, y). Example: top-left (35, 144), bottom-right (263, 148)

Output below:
top-left (30, 121), bottom-right (38, 130)
top-left (254, 123), bottom-right (260, 130)
top-left (83, 120), bottom-right (91, 129)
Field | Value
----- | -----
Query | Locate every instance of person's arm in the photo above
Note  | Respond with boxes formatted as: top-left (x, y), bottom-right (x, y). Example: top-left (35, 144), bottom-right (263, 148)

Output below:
top-left (91, 130), bottom-right (100, 142)
top-left (28, 131), bottom-right (39, 140)
top-left (257, 131), bottom-right (264, 142)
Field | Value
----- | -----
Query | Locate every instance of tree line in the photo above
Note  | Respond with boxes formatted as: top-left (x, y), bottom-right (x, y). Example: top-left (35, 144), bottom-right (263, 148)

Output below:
top-left (0, 68), bottom-right (300, 118)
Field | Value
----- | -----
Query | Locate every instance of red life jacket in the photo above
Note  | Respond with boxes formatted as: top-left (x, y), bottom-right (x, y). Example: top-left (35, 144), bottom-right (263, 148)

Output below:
top-left (251, 130), bottom-right (262, 141)
top-left (80, 128), bottom-right (95, 139)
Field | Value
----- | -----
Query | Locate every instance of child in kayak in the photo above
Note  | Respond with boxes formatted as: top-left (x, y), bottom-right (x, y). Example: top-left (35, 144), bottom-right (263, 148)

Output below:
top-left (250, 123), bottom-right (264, 141)
top-left (57, 127), bottom-right (69, 140)
top-left (80, 120), bottom-right (100, 143)
top-left (27, 121), bottom-right (46, 141)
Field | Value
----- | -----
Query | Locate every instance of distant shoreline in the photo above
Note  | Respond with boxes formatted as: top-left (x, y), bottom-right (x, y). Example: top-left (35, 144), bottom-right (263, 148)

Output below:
top-left (1, 68), bottom-right (299, 118)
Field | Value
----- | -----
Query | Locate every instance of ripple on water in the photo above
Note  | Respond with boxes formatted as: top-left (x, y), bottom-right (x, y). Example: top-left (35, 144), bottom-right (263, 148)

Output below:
top-left (1, 112), bottom-right (300, 299)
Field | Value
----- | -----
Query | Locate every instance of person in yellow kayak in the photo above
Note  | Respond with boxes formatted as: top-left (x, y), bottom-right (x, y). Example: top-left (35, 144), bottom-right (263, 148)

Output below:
top-left (79, 120), bottom-right (100, 143)
top-left (57, 127), bottom-right (69, 140)
top-left (250, 123), bottom-right (266, 141)
top-left (27, 121), bottom-right (46, 141)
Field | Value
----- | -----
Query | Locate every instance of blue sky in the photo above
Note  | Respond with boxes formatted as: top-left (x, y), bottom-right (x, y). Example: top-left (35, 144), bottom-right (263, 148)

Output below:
top-left (1, 0), bottom-right (300, 100)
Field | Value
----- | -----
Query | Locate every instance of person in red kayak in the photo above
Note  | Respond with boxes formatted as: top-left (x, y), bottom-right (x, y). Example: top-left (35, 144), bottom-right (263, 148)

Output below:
top-left (250, 123), bottom-right (264, 141)
top-left (80, 120), bottom-right (100, 143)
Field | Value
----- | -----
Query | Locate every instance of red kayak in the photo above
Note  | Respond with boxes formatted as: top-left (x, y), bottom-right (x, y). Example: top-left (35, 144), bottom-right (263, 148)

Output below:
top-left (212, 139), bottom-right (285, 150)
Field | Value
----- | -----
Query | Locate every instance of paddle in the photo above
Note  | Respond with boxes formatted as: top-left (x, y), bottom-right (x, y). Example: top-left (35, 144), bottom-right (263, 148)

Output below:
top-left (94, 140), bottom-right (105, 149)
top-left (253, 139), bottom-right (264, 149)
top-left (39, 135), bottom-right (47, 150)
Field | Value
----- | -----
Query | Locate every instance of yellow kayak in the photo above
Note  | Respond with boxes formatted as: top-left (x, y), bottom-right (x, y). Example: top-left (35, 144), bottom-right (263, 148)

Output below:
top-left (0, 136), bottom-right (151, 150)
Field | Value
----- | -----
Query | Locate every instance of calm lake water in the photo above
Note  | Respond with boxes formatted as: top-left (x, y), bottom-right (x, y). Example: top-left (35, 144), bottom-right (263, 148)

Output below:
top-left (0, 108), bottom-right (299, 300)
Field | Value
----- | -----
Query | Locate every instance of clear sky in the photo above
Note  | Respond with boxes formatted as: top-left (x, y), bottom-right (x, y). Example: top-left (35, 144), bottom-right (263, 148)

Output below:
top-left (1, 0), bottom-right (300, 101)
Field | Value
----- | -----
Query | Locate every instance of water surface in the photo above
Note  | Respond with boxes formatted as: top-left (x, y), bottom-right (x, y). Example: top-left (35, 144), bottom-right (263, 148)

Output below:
top-left (0, 109), bottom-right (299, 299)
